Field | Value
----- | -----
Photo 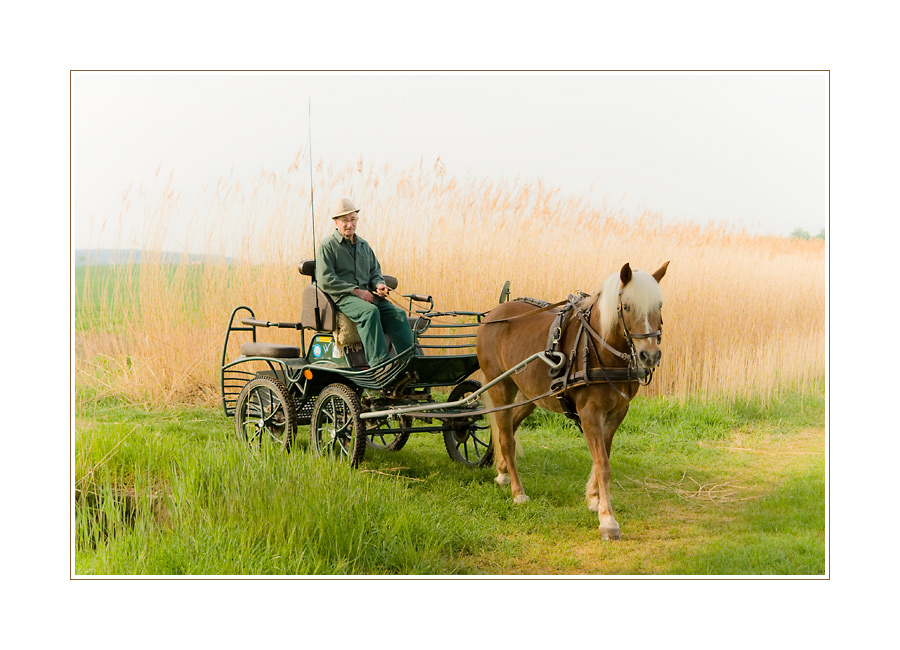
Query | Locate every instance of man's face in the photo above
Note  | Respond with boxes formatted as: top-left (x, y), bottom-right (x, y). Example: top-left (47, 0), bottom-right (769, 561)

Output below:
top-left (334, 212), bottom-right (359, 240)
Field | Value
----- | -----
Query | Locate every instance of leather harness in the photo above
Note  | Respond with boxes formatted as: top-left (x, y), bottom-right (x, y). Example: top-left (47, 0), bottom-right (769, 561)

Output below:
top-left (512, 293), bottom-right (659, 429)
top-left (401, 292), bottom-right (660, 426)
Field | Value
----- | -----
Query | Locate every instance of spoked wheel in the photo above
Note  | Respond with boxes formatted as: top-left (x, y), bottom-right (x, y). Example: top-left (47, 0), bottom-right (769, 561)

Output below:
top-left (310, 383), bottom-right (366, 467)
top-left (366, 416), bottom-right (411, 451)
top-left (234, 376), bottom-right (297, 450)
top-left (443, 380), bottom-right (493, 468)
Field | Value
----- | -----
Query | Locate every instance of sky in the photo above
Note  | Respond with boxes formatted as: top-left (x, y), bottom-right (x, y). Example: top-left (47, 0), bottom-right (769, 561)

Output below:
top-left (71, 71), bottom-right (828, 252)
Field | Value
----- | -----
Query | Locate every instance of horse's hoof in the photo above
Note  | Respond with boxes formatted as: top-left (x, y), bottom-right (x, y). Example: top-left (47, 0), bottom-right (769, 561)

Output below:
top-left (599, 525), bottom-right (621, 541)
top-left (495, 473), bottom-right (510, 486)
top-left (513, 494), bottom-right (530, 505)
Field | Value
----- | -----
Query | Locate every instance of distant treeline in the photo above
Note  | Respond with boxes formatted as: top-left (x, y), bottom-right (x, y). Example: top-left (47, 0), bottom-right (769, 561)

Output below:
top-left (790, 228), bottom-right (826, 241)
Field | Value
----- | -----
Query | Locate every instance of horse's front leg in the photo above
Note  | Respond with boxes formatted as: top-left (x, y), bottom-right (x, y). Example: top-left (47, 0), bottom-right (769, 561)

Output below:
top-left (581, 405), bottom-right (628, 540)
top-left (584, 448), bottom-right (619, 539)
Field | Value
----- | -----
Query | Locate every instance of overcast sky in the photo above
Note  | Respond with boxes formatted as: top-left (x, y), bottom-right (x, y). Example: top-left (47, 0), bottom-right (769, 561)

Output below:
top-left (71, 71), bottom-right (828, 251)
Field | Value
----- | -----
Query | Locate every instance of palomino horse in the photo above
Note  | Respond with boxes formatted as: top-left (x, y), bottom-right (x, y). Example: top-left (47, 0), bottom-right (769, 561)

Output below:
top-left (476, 262), bottom-right (669, 540)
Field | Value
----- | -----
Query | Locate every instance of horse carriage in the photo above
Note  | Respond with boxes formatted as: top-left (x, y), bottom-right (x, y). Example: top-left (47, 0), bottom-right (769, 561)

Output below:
top-left (221, 258), bottom-right (670, 539)
top-left (220, 260), bottom-right (514, 468)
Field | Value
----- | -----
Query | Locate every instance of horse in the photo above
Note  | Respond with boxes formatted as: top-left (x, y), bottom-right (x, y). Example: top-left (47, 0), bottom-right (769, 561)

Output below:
top-left (476, 261), bottom-right (669, 540)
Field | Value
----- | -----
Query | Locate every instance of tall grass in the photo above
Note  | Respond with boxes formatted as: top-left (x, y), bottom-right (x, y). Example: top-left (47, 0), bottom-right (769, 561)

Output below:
top-left (74, 396), bottom-right (824, 575)
top-left (75, 153), bottom-right (825, 407)
top-left (74, 409), bottom-right (485, 574)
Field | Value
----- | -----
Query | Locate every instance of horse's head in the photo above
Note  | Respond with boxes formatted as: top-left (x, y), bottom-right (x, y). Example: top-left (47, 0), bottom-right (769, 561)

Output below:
top-left (612, 261), bottom-right (669, 369)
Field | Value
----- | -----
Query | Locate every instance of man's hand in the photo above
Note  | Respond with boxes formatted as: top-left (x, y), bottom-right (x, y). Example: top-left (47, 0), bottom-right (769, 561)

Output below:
top-left (352, 288), bottom-right (374, 303)
top-left (375, 283), bottom-right (390, 298)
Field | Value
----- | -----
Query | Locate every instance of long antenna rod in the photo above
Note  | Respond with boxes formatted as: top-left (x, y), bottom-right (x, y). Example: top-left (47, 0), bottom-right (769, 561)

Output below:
top-left (309, 98), bottom-right (321, 327)
top-left (308, 97), bottom-right (317, 255)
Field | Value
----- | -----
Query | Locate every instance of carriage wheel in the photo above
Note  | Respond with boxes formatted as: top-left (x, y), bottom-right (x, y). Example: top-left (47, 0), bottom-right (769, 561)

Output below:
top-left (310, 383), bottom-right (366, 467)
top-left (366, 416), bottom-right (411, 451)
top-left (443, 380), bottom-right (493, 468)
top-left (234, 376), bottom-right (297, 450)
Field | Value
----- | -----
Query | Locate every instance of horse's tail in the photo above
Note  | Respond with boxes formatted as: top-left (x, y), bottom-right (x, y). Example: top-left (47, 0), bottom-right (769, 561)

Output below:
top-left (482, 391), bottom-right (499, 467)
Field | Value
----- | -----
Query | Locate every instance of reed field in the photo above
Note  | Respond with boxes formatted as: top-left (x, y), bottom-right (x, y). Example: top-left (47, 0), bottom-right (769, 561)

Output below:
top-left (75, 154), bottom-right (826, 408)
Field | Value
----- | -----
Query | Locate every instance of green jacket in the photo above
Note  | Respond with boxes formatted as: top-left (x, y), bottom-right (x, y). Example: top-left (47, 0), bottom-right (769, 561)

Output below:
top-left (316, 229), bottom-right (385, 301)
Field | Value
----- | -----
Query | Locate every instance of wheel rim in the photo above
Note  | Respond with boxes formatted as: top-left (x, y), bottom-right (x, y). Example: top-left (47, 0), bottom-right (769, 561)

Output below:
top-left (239, 383), bottom-right (289, 445)
top-left (444, 380), bottom-right (493, 467)
top-left (316, 393), bottom-right (354, 459)
top-left (366, 417), bottom-right (410, 450)
top-left (448, 418), bottom-right (491, 463)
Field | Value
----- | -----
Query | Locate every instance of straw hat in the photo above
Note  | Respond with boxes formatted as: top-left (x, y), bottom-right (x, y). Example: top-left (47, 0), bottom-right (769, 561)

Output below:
top-left (331, 198), bottom-right (360, 219)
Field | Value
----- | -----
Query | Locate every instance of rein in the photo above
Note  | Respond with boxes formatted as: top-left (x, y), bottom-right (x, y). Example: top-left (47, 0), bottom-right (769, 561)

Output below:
top-left (478, 299), bottom-right (569, 323)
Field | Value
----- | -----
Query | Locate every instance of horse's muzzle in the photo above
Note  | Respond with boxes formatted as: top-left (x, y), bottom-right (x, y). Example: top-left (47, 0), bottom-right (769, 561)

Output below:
top-left (638, 349), bottom-right (661, 368)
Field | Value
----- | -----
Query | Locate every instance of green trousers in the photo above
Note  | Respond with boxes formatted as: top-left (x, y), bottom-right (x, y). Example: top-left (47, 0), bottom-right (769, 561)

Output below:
top-left (335, 295), bottom-right (414, 366)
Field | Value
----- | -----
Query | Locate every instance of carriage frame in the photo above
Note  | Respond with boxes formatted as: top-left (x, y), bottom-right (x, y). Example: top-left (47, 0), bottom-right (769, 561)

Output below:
top-left (220, 262), bottom-right (515, 468)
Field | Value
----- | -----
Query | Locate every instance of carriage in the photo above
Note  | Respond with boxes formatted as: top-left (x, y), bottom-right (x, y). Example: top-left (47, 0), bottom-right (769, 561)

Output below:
top-left (220, 260), bottom-right (513, 468)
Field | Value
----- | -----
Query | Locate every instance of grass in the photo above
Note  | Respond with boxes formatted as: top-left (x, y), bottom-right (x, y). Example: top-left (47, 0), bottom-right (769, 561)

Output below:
top-left (74, 387), bottom-right (825, 576)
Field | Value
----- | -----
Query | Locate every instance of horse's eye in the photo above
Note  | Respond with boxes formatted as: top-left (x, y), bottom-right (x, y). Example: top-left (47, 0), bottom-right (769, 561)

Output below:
top-left (623, 304), bottom-right (631, 312)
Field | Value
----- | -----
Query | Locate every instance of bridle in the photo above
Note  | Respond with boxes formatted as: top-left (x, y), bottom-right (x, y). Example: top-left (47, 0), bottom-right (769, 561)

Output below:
top-left (570, 290), bottom-right (662, 389)
top-left (616, 288), bottom-right (663, 348)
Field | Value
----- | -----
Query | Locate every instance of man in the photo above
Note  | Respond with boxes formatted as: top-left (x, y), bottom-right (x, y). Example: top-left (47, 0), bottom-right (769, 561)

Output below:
top-left (316, 198), bottom-right (414, 367)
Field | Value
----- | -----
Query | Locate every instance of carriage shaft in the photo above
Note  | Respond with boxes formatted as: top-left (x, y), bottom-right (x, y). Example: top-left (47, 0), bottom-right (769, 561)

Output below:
top-left (359, 351), bottom-right (565, 420)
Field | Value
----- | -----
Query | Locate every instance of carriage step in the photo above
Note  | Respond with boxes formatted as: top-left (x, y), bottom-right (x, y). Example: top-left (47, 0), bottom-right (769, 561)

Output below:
top-left (240, 342), bottom-right (302, 358)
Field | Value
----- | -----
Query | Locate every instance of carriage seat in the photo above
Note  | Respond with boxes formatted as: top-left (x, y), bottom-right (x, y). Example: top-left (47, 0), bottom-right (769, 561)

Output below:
top-left (298, 260), bottom-right (400, 332)
top-left (240, 342), bottom-right (302, 358)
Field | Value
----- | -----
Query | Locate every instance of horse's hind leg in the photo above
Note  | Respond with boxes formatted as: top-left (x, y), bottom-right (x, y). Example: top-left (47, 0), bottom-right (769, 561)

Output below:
top-left (487, 381), bottom-right (529, 504)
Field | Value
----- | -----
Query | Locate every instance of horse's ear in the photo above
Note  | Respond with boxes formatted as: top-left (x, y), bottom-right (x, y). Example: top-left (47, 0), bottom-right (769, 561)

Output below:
top-left (620, 263), bottom-right (633, 287)
top-left (652, 261), bottom-right (670, 284)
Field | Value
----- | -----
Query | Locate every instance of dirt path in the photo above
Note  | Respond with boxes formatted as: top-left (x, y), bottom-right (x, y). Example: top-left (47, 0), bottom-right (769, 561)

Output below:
top-left (465, 427), bottom-right (826, 575)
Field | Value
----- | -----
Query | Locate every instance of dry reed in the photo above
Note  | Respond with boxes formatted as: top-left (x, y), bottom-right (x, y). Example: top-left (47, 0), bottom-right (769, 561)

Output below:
top-left (75, 153), bottom-right (826, 407)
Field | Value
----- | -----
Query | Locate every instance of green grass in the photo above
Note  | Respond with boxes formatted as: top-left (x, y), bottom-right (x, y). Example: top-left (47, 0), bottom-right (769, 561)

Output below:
top-left (74, 388), bottom-right (825, 576)
top-left (74, 264), bottom-right (212, 333)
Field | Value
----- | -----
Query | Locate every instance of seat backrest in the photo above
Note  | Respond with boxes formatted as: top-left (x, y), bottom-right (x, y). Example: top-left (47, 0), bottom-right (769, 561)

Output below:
top-left (298, 260), bottom-right (399, 290)
top-left (301, 284), bottom-right (338, 331)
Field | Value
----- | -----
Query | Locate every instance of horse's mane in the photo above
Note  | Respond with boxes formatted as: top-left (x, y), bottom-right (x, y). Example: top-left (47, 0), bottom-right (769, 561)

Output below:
top-left (578, 269), bottom-right (664, 339)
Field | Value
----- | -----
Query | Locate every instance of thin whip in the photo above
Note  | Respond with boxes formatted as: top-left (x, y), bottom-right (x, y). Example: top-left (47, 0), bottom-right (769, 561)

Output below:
top-left (308, 98), bottom-right (320, 322)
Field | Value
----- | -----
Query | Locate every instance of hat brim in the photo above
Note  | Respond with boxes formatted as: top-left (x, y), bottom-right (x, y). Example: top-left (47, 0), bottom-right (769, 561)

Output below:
top-left (332, 209), bottom-right (360, 219)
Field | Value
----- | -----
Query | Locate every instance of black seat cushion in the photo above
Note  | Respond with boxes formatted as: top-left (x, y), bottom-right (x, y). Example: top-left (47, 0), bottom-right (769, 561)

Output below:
top-left (241, 342), bottom-right (302, 358)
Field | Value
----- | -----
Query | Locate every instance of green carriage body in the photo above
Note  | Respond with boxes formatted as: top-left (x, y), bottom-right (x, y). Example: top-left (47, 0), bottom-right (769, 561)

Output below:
top-left (220, 263), bottom-right (507, 468)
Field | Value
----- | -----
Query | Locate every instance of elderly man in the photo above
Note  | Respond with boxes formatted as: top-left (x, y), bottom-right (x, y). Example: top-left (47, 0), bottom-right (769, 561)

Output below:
top-left (316, 198), bottom-right (414, 367)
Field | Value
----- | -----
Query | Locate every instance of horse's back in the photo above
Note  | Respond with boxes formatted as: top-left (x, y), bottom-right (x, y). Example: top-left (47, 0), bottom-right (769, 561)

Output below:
top-left (482, 298), bottom-right (549, 323)
top-left (477, 299), bottom-right (557, 373)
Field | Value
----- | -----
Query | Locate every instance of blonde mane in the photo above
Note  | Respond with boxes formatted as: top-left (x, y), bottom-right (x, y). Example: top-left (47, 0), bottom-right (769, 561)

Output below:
top-left (579, 268), bottom-right (664, 339)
